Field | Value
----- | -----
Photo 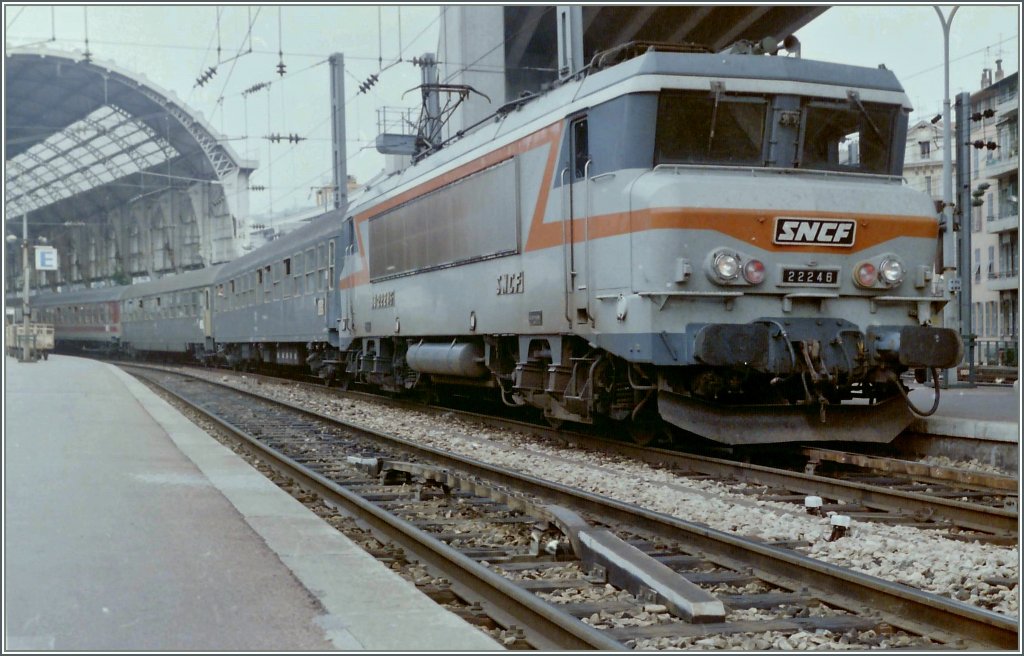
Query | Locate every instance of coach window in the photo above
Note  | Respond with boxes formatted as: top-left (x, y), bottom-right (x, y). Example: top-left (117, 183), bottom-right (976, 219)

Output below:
top-left (317, 243), bottom-right (327, 291)
top-left (304, 248), bottom-right (315, 294)
top-left (328, 240), bottom-right (336, 290)
top-left (282, 258), bottom-right (292, 298)
top-left (294, 252), bottom-right (304, 296)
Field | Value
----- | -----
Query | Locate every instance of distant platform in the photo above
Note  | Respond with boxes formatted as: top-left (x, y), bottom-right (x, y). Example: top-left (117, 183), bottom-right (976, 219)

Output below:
top-left (4, 355), bottom-right (501, 651)
top-left (907, 383), bottom-right (1020, 442)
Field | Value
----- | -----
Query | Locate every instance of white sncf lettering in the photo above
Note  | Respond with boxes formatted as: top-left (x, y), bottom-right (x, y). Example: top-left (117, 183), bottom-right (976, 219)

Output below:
top-left (773, 218), bottom-right (856, 247)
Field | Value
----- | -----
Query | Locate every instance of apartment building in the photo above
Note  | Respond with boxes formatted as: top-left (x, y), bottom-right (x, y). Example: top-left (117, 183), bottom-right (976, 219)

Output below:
top-left (970, 64), bottom-right (1018, 367)
top-left (903, 62), bottom-right (1019, 370)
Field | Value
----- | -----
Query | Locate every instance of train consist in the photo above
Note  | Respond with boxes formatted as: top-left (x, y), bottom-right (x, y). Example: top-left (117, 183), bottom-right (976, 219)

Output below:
top-left (23, 41), bottom-right (963, 445)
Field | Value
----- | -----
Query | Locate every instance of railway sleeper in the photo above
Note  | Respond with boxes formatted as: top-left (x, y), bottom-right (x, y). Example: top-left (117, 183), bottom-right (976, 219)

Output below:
top-left (605, 615), bottom-right (882, 641)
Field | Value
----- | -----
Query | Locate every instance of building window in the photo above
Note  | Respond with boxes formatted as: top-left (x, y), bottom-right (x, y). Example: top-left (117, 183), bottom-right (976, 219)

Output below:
top-left (924, 175), bottom-right (932, 195)
top-left (988, 245), bottom-right (995, 278)
top-left (919, 141), bottom-right (930, 158)
top-left (974, 248), bottom-right (981, 283)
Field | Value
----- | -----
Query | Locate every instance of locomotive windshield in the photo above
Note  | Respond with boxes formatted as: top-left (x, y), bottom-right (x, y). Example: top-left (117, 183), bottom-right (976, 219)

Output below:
top-left (801, 100), bottom-right (898, 174)
top-left (655, 91), bottom-right (767, 165)
top-left (653, 90), bottom-right (901, 175)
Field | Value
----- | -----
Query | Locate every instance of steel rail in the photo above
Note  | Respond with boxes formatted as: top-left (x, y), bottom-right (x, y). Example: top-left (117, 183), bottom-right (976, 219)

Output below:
top-left (586, 442), bottom-right (1016, 535)
top-left (340, 389), bottom-right (1018, 535)
top-left (130, 366), bottom-right (1018, 650)
top-left (136, 368), bottom-right (624, 651)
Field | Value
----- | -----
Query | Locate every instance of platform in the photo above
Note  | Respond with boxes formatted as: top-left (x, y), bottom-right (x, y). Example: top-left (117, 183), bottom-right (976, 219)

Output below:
top-left (3, 355), bottom-right (501, 651)
top-left (907, 383), bottom-right (1020, 442)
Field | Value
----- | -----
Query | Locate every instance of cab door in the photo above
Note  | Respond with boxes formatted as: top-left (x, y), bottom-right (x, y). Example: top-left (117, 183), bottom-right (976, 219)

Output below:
top-left (567, 115), bottom-right (592, 329)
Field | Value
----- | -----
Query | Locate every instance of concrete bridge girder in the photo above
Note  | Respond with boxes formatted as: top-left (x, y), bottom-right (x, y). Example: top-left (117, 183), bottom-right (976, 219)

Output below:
top-left (440, 6), bottom-right (828, 136)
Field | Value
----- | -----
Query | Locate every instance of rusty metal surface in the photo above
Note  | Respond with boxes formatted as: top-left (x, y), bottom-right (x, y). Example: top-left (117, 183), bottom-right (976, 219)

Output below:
top-left (802, 447), bottom-right (1018, 491)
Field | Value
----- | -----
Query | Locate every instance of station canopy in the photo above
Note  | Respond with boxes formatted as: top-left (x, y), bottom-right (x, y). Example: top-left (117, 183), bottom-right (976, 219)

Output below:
top-left (5, 48), bottom-right (251, 230)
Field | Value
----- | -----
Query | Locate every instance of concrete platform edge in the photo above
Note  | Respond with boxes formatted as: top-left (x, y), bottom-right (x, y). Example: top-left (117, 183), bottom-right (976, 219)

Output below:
top-left (105, 364), bottom-right (502, 651)
top-left (912, 417), bottom-right (1019, 442)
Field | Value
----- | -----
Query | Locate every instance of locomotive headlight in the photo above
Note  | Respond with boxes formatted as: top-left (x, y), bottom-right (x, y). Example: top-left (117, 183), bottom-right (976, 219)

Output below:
top-left (879, 258), bottom-right (905, 286)
top-left (854, 262), bottom-right (877, 288)
top-left (713, 252), bottom-right (739, 280)
top-left (742, 259), bottom-right (766, 284)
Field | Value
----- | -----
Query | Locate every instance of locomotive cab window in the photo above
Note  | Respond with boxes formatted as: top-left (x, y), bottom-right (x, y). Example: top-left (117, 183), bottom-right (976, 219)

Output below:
top-left (655, 90), bottom-right (767, 166)
top-left (571, 118), bottom-right (589, 180)
top-left (800, 99), bottom-right (897, 174)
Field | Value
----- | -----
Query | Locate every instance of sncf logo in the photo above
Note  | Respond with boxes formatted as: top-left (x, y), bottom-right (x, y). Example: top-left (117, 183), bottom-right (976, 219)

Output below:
top-left (773, 218), bottom-right (857, 247)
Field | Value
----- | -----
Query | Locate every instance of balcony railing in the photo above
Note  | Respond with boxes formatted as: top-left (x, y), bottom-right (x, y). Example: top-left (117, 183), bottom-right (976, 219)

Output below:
top-left (958, 337), bottom-right (1019, 384)
top-left (986, 213), bottom-right (1019, 233)
top-left (986, 269), bottom-right (1020, 291)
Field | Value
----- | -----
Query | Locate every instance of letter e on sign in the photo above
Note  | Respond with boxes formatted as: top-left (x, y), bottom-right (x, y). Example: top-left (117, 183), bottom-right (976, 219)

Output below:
top-left (35, 246), bottom-right (59, 271)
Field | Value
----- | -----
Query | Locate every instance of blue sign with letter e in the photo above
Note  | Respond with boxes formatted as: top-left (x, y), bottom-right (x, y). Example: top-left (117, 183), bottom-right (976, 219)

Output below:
top-left (35, 246), bottom-right (59, 271)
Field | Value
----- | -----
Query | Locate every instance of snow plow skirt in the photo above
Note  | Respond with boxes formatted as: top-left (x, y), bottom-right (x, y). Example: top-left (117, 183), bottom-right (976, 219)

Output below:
top-left (658, 392), bottom-right (914, 445)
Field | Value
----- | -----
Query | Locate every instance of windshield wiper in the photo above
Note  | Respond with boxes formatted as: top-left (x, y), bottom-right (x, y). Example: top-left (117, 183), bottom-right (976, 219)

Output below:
top-left (846, 90), bottom-right (883, 143)
top-left (706, 82), bottom-right (724, 155)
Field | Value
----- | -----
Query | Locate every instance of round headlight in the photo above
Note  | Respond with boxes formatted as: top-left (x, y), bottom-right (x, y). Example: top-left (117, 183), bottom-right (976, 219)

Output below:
top-left (713, 252), bottom-right (739, 280)
top-left (855, 262), bottom-right (877, 288)
top-left (742, 259), bottom-right (766, 284)
top-left (879, 258), bottom-right (904, 285)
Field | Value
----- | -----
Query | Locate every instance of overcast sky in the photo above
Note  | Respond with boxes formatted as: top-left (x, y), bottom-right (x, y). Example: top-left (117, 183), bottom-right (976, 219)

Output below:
top-left (4, 3), bottom-right (1020, 220)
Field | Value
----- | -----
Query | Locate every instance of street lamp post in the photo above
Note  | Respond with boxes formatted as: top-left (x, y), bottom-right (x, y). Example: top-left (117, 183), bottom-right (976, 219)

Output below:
top-left (934, 5), bottom-right (960, 385)
top-left (21, 213), bottom-right (33, 361)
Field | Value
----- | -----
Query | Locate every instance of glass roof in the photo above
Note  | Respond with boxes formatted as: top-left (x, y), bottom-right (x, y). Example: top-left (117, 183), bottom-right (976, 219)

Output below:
top-left (5, 104), bottom-right (179, 217)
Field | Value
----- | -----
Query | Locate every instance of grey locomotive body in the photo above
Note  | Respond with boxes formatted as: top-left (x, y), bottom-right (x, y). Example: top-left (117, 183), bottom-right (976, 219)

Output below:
top-left (317, 47), bottom-right (961, 444)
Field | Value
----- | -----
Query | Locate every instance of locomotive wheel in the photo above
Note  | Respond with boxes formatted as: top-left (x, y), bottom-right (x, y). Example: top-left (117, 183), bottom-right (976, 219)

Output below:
top-left (545, 416), bottom-right (565, 430)
top-left (627, 419), bottom-right (670, 446)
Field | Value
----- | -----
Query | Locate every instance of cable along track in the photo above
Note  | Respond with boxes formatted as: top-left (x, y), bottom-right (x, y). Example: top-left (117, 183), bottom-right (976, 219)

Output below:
top-left (126, 366), bottom-right (1017, 650)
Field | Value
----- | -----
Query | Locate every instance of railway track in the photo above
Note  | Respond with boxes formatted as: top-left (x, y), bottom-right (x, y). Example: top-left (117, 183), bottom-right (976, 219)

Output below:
top-left (164, 362), bottom-right (1017, 540)
top-left (125, 364), bottom-right (1017, 650)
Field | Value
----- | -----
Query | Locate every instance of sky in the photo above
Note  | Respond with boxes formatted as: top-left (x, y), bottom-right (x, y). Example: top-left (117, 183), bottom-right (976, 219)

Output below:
top-left (3, 3), bottom-right (1020, 222)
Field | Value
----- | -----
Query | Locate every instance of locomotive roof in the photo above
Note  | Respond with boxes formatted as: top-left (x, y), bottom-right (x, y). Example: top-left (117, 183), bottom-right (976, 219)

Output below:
top-left (582, 50), bottom-right (907, 95)
top-left (217, 208), bottom-right (344, 280)
top-left (28, 285), bottom-right (129, 306)
top-left (125, 263), bottom-right (226, 298)
top-left (354, 49), bottom-right (911, 211)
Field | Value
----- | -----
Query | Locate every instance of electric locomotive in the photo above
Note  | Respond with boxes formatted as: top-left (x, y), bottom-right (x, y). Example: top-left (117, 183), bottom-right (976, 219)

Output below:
top-left (317, 41), bottom-right (961, 445)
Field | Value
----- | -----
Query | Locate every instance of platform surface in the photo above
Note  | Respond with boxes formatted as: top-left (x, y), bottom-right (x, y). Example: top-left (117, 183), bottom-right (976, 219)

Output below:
top-left (907, 382), bottom-right (1020, 442)
top-left (3, 355), bottom-right (501, 651)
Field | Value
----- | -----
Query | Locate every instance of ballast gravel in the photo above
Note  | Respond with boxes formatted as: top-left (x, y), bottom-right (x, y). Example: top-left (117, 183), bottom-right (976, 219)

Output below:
top-left (170, 369), bottom-right (1020, 619)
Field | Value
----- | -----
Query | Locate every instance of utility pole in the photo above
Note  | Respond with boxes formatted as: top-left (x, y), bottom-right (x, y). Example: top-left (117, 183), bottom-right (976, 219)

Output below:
top-left (934, 5), bottom-right (960, 385)
top-left (21, 213), bottom-right (33, 361)
top-left (955, 91), bottom-right (976, 386)
top-left (328, 53), bottom-right (348, 212)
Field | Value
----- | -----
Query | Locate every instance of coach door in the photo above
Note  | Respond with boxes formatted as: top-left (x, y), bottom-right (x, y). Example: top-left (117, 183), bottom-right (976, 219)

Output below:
top-left (338, 218), bottom-right (355, 334)
top-left (568, 116), bottom-right (592, 328)
top-left (202, 289), bottom-right (213, 347)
